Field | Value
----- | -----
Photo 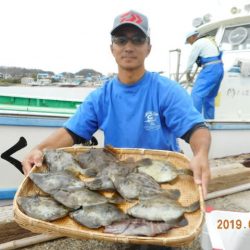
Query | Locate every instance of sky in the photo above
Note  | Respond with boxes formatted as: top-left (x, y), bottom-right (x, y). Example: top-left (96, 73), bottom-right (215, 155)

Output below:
top-left (0, 0), bottom-right (247, 75)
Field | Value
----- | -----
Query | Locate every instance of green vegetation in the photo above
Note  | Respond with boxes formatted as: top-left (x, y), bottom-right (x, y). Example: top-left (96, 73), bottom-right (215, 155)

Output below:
top-left (0, 78), bottom-right (21, 84)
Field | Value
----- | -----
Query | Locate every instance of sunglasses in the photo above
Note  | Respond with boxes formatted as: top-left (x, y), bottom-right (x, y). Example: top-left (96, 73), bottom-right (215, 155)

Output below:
top-left (112, 35), bottom-right (148, 46)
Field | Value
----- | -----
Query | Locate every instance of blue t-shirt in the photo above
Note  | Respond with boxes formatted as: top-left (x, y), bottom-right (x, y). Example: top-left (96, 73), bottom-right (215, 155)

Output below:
top-left (64, 71), bottom-right (204, 151)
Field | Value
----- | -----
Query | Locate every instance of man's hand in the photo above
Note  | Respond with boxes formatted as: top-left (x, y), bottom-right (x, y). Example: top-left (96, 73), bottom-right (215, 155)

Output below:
top-left (186, 72), bottom-right (192, 82)
top-left (188, 127), bottom-right (211, 198)
top-left (21, 127), bottom-right (75, 175)
top-left (189, 154), bottom-right (210, 198)
top-left (22, 148), bottom-right (44, 176)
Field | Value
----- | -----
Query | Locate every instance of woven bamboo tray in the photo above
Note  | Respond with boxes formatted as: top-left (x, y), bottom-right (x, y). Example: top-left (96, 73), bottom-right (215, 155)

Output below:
top-left (13, 147), bottom-right (205, 247)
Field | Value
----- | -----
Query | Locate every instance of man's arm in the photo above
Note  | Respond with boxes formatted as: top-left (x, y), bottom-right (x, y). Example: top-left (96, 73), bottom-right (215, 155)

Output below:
top-left (22, 127), bottom-right (74, 175)
top-left (188, 127), bottom-right (211, 198)
top-left (186, 41), bottom-right (202, 71)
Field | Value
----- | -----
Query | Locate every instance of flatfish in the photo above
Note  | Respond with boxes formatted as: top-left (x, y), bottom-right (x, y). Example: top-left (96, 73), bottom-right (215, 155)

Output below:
top-left (136, 158), bottom-right (193, 183)
top-left (84, 161), bottom-right (136, 191)
top-left (104, 218), bottom-right (188, 236)
top-left (127, 193), bottom-right (200, 223)
top-left (111, 172), bottom-right (179, 200)
top-left (29, 172), bottom-right (85, 195)
top-left (84, 175), bottom-right (115, 191)
top-left (70, 203), bottom-right (128, 228)
top-left (44, 149), bottom-right (86, 176)
top-left (74, 148), bottom-right (118, 177)
top-left (51, 187), bottom-right (108, 210)
top-left (17, 195), bottom-right (70, 221)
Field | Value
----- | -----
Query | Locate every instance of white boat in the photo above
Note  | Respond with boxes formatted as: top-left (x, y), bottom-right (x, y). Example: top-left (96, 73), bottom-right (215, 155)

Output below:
top-left (1, 8), bottom-right (250, 194)
top-left (0, 86), bottom-right (99, 192)
top-left (172, 10), bottom-right (250, 161)
top-left (0, 111), bottom-right (104, 194)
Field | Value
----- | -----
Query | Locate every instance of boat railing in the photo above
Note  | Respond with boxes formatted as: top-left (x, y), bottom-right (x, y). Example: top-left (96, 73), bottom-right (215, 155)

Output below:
top-left (169, 48), bottom-right (200, 90)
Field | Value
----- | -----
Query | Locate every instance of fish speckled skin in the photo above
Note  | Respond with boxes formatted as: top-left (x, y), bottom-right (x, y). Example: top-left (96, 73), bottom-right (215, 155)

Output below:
top-left (44, 149), bottom-right (86, 176)
top-left (84, 161), bottom-right (136, 191)
top-left (84, 176), bottom-right (115, 191)
top-left (70, 203), bottom-right (128, 228)
top-left (136, 158), bottom-right (193, 183)
top-left (111, 172), bottom-right (164, 200)
top-left (75, 148), bottom-right (118, 177)
top-left (29, 172), bottom-right (85, 195)
top-left (17, 196), bottom-right (70, 221)
top-left (52, 187), bottom-right (108, 209)
top-left (127, 194), bottom-right (200, 223)
top-left (25, 147), bottom-right (197, 237)
top-left (104, 218), bottom-right (188, 236)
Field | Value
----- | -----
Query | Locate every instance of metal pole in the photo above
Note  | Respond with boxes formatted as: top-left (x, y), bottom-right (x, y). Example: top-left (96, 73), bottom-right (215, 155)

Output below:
top-left (169, 49), bottom-right (181, 81)
top-left (175, 49), bottom-right (181, 82)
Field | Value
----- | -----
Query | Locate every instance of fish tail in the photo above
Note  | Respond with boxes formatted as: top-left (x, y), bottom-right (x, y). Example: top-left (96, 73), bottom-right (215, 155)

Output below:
top-left (163, 189), bottom-right (181, 200)
top-left (169, 216), bottom-right (189, 228)
top-left (184, 201), bottom-right (200, 213)
top-left (177, 216), bottom-right (188, 227)
top-left (104, 145), bottom-right (120, 156)
top-left (108, 193), bottom-right (126, 204)
top-left (177, 168), bottom-right (193, 176)
top-left (84, 178), bottom-right (103, 189)
top-left (84, 168), bottom-right (98, 177)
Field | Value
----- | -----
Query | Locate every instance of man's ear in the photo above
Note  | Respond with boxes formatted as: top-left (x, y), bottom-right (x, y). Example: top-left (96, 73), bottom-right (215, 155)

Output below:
top-left (146, 44), bottom-right (152, 57)
top-left (110, 44), bottom-right (114, 55)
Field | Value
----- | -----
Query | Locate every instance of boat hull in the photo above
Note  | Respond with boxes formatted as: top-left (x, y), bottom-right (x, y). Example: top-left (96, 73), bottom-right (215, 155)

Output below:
top-left (1, 113), bottom-right (250, 190)
top-left (180, 123), bottom-right (250, 159)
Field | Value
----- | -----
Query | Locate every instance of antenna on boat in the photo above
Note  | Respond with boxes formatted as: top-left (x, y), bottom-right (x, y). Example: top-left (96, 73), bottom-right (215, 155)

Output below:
top-left (244, 4), bottom-right (250, 13)
top-left (192, 13), bottom-right (212, 28)
top-left (230, 7), bottom-right (241, 14)
top-left (192, 17), bottom-right (203, 28)
top-left (203, 14), bottom-right (212, 23)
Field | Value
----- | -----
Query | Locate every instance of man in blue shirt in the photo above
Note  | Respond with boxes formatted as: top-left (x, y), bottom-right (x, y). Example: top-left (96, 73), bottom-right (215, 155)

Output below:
top-left (22, 10), bottom-right (211, 198)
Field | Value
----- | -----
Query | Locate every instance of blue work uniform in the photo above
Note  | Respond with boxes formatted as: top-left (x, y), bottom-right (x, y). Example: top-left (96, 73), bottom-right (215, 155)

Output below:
top-left (64, 71), bottom-right (204, 151)
top-left (186, 37), bottom-right (224, 119)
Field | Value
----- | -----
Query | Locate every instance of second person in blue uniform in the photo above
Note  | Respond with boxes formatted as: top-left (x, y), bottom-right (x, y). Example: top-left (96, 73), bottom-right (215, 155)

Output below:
top-left (185, 30), bottom-right (224, 119)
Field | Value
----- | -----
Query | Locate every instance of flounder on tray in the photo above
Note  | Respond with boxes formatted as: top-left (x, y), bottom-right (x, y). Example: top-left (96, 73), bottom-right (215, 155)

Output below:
top-left (127, 193), bottom-right (200, 223)
top-left (104, 218), bottom-right (188, 236)
top-left (136, 158), bottom-right (193, 183)
top-left (70, 203), bottom-right (128, 229)
top-left (14, 146), bottom-right (204, 247)
top-left (17, 195), bottom-right (70, 221)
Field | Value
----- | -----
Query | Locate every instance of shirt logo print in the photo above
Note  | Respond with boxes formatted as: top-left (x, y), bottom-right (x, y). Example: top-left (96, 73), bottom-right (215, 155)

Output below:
top-left (144, 111), bottom-right (160, 131)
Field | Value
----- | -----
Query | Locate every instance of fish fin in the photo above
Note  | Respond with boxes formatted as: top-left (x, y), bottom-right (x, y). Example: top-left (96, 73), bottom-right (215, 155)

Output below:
top-left (136, 158), bottom-right (152, 166)
top-left (168, 216), bottom-right (188, 228)
top-left (84, 178), bottom-right (103, 190)
top-left (108, 193), bottom-right (126, 204)
top-left (185, 200), bottom-right (200, 213)
top-left (163, 189), bottom-right (181, 200)
top-left (177, 216), bottom-right (188, 227)
top-left (84, 168), bottom-right (98, 177)
top-left (177, 168), bottom-right (193, 176)
top-left (122, 157), bottom-right (135, 163)
top-left (104, 145), bottom-right (120, 156)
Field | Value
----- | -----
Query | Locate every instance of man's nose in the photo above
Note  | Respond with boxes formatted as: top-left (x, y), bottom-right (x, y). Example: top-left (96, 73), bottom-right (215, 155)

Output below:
top-left (123, 41), bottom-right (134, 50)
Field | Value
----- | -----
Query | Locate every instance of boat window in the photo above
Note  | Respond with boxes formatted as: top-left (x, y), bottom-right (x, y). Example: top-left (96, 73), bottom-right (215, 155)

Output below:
top-left (199, 29), bottom-right (218, 39)
top-left (220, 24), bottom-right (250, 51)
top-left (204, 29), bottom-right (218, 37)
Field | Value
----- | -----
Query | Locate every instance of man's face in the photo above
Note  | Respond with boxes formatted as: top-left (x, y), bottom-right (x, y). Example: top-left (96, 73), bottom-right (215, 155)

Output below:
top-left (110, 25), bottom-right (151, 71)
top-left (187, 35), bottom-right (196, 45)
